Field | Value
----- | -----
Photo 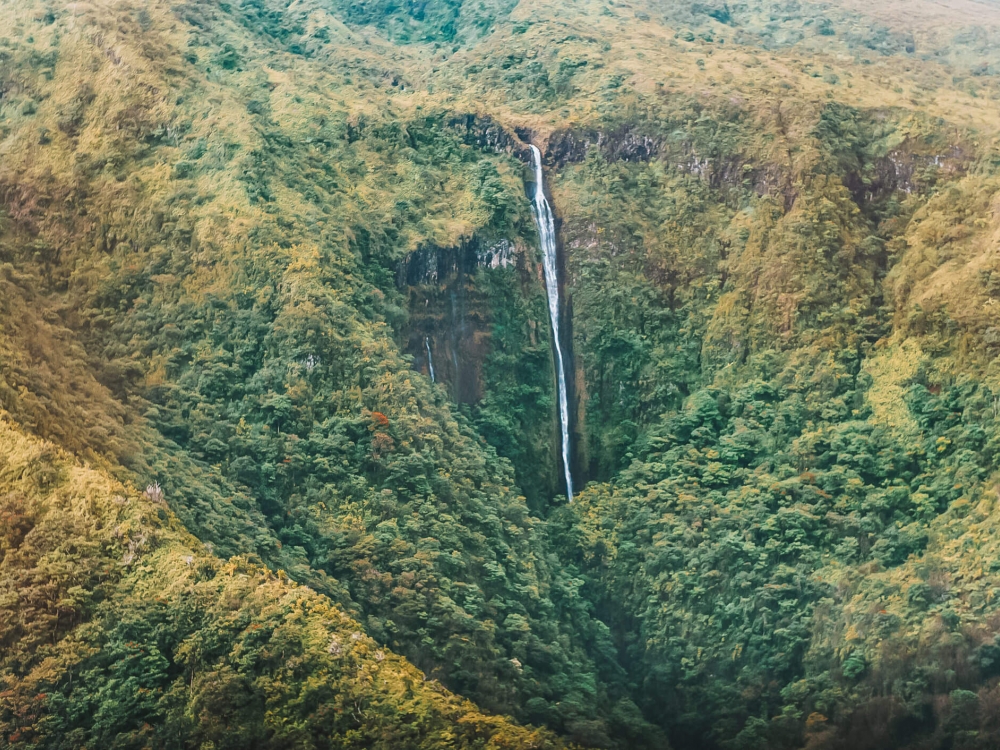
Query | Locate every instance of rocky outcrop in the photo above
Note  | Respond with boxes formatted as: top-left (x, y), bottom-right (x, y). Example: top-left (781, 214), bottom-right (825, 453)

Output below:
top-left (546, 126), bottom-right (659, 167)
top-left (447, 113), bottom-right (531, 160)
top-left (397, 236), bottom-right (516, 287)
top-left (545, 125), bottom-right (795, 206)
top-left (681, 154), bottom-right (797, 209)
top-left (844, 145), bottom-right (966, 207)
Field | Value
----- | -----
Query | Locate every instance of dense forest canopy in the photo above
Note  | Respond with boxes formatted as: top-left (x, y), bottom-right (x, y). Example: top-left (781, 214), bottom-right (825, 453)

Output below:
top-left (4, 0), bottom-right (1000, 748)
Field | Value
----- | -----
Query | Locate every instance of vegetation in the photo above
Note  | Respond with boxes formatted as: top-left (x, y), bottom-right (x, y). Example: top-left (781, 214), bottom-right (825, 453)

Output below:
top-left (0, 416), bottom-right (564, 749)
top-left (5, 0), bottom-right (1000, 748)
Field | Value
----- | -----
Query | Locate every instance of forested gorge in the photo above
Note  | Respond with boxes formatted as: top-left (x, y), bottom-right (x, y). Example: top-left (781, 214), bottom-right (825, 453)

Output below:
top-left (4, 0), bottom-right (1000, 748)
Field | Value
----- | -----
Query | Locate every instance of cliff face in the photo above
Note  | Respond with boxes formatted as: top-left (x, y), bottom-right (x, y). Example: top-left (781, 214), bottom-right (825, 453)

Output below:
top-left (397, 235), bottom-right (517, 403)
top-left (396, 233), bottom-right (561, 504)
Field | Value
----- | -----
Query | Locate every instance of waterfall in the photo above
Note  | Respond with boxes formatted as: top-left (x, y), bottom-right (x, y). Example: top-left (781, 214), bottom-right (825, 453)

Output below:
top-left (529, 145), bottom-right (574, 502)
top-left (425, 337), bottom-right (436, 383)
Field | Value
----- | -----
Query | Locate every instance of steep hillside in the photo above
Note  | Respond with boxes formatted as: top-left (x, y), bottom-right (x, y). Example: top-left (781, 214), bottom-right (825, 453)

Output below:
top-left (0, 0), bottom-right (643, 744)
top-left (0, 414), bottom-right (563, 748)
top-left (5, 0), bottom-right (1000, 748)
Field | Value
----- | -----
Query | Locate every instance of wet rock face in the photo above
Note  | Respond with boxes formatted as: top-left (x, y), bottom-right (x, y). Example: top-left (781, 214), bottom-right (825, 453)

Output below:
top-left (542, 130), bottom-right (967, 214)
top-left (844, 145), bottom-right (966, 207)
top-left (447, 113), bottom-right (532, 160)
top-left (545, 125), bottom-right (793, 205)
top-left (397, 236), bottom-right (516, 287)
top-left (679, 154), bottom-right (798, 210)
top-left (397, 235), bottom-right (519, 403)
top-left (546, 126), bottom-right (660, 167)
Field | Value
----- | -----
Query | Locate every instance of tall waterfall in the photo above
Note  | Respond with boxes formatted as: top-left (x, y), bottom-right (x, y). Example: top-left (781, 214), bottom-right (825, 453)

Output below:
top-left (529, 145), bottom-right (574, 502)
top-left (425, 337), bottom-right (436, 383)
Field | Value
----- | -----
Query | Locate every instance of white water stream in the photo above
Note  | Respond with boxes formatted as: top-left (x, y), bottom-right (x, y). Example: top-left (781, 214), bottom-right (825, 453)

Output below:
top-left (529, 145), bottom-right (574, 502)
top-left (425, 337), bottom-right (436, 383)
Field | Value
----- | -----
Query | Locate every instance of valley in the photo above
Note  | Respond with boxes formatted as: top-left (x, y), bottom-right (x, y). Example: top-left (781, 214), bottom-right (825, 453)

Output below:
top-left (4, 0), bottom-right (1000, 748)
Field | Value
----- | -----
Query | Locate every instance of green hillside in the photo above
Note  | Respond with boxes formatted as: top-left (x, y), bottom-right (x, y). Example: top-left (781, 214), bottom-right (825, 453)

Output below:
top-left (4, 0), bottom-right (1000, 748)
